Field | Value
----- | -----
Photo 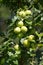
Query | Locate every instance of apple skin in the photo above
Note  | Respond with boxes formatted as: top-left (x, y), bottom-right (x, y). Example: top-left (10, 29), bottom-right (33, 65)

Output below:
top-left (17, 21), bottom-right (24, 27)
top-left (21, 26), bottom-right (28, 32)
top-left (14, 27), bottom-right (21, 33)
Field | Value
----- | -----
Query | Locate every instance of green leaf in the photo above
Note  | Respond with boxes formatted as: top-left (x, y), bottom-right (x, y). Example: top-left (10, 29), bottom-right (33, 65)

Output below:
top-left (1, 58), bottom-right (5, 65)
top-left (39, 33), bottom-right (43, 37)
top-left (13, 60), bottom-right (18, 65)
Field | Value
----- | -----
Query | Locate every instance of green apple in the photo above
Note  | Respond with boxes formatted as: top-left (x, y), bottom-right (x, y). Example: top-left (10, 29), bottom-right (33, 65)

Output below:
top-left (14, 44), bottom-right (19, 51)
top-left (28, 35), bottom-right (34, 41)
top-left (23, 39), bottom-right (30, 47)
top-left (18, 33), bottom-right (23, 38)
top-left (19, 11), bottom-right (26, 17)
top-left (21, 26), bottom-right (28, 32)
top-left (14, 27), bottom-right (21, 33)
top-left (23, 39), bottom-right (28, 46)
top-left (17, 21), bottom-right (24, 27)
top-left (25, 10), bottom-right (32, 15)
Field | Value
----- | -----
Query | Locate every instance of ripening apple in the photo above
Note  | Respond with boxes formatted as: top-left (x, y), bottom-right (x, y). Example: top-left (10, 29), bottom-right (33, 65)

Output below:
top-left (17, 21), bottom-right (24, 27)
top-left (21, 26), bottom-right (28, 32)
top-left (14, 27), bottom-right (21, 33)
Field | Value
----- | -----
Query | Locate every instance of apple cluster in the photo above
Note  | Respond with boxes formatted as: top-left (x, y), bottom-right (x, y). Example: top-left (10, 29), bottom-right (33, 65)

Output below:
top-left (13, 9), bottom-right (34, 49)
top-left (17, 10), bottom-right (32, 18)
top-left (21, 35), bottom-right (35, 48)
top-left (14, 20), bottom-right (28, 34)
top-left (14, 9), bottom-right (32, 35)
top-left (14, 35), bottom-right (35, 51)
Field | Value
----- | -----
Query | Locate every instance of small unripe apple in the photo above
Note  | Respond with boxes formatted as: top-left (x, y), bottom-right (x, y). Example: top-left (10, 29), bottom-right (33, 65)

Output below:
top-left (21, 26), bottom-right (28, 32)
top-left (25, 10), bottom-right (32, 15)
top-left (14, 27), bottom-right (21, 33)
top-left (14, 44), bottom-right (19, 51)
top-left (28, 35), bottom-right (34, 41)
top-left (18, 33), bottom-right (23, 38)
top-left (17, 21), bottom-right (24, 27)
